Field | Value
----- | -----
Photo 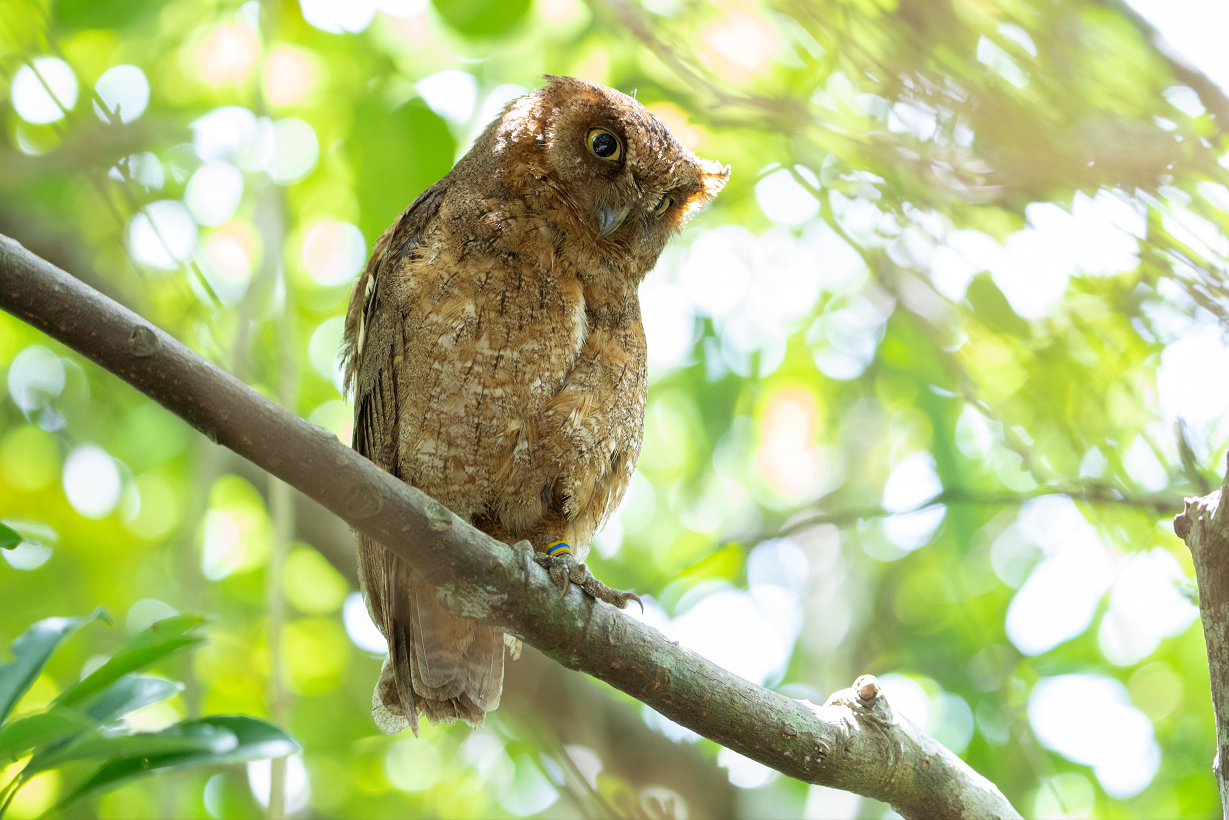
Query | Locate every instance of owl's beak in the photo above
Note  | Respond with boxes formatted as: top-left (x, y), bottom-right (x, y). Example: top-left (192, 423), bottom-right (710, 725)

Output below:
top-left (595, 205), bottom-right (630, 240)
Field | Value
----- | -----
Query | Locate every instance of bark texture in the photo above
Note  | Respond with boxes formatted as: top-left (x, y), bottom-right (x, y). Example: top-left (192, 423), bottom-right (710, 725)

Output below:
top-left (1174, 457), bottom-right (1229, 819)
top-left (0, 234), bottom-right (1020, 820)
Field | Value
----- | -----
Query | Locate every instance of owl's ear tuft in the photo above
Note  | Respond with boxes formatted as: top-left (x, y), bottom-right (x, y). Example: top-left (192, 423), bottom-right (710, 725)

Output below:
top-left (681, 156), bottom-right (730, 217)
top-left (696, 156), bottom-right (731, 201)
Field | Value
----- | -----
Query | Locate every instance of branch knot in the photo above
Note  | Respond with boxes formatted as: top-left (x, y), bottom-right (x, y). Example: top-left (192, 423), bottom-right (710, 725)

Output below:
top-left (127, 325), bottom-right (159, 357)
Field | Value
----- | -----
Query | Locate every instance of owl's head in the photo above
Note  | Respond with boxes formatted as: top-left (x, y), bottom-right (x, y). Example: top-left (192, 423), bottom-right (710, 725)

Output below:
top-left (494, 76), bottom-right (729, 271)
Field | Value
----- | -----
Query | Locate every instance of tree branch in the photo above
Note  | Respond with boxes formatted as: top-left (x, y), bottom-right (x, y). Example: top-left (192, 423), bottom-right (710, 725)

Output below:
top-left (781, 484), bottom-right (1185, 537)
top-left (1173, 456), bottom-right (1229, 819)
top-left (215, 455), bottom-right (744, 818)
top-left (0, 234), bottom-right (1020, 820)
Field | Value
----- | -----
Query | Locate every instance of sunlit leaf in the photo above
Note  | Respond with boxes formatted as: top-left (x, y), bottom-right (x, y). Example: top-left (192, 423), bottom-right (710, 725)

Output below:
top-left (352, 97), bottom-right (455, 243)
top-left (53, 0), bottom-right (174, 30)
top-left (431, 0), bottom-right (532, 38)
top-left (0, 609), bottom-right (109, 724)
top-left (966, 273), bottom-right (1029, 337)
top-left (0, 1), bottom-right (43, 56)
top-left (57, 615), bottom-right (205, 709)
top-left (27, 720), bottom-right (236, 773)
top-left (0, 708), bottom-right (94, 763)
top-left (54, 716), bottom-right (299, 810)
top-left (82, 675), bottom-right (183, 724)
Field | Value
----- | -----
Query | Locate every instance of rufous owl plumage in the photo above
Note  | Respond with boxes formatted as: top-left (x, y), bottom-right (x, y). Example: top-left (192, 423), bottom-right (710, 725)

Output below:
top-left (341, 76), bottom-right (728, 734)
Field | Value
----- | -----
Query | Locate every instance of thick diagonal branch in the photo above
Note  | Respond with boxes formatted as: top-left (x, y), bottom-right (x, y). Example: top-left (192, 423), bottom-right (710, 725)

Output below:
top-left (0, 235), bottom-right (1019, 820)
top-left (1174, 457), bottom-right (1229, 819)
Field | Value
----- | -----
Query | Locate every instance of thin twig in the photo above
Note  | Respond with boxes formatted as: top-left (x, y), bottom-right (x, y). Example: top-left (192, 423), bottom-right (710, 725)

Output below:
top-left (780, 483), bottom-right (1180, 537)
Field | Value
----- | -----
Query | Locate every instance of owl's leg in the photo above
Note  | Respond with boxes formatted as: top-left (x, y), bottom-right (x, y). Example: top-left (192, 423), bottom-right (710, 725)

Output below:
top-left (534, 544), bottom-right (642, 612)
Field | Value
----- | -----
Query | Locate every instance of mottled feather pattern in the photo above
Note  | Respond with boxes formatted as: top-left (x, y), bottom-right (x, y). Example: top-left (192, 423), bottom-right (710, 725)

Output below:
top-left (341, 76), bottom-right (728, 734)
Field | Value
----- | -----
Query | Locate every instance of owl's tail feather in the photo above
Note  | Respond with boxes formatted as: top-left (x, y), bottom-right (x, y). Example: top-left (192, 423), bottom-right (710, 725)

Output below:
top-left (361, 540), bottom-right (504, 736)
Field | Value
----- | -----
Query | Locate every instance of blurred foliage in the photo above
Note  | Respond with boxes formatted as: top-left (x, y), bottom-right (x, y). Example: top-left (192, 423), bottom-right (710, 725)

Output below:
top-left (0, 0), bottom-right (1228, 817)
top-left (0, 611), bottom-right (296, 818)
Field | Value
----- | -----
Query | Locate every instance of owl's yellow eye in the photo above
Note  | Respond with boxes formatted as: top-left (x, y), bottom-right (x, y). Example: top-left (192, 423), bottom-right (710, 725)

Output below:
top-left (653, 196), bottom-right (672, 217)
top-left (586, 128), bottom-right (622, 161)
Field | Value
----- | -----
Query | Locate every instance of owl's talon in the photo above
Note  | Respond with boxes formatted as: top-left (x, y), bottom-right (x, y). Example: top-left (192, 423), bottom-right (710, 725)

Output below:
top-left (533, 547), bottom-right (638, 609)
top-left (515, 540), bottom-right (535, 591)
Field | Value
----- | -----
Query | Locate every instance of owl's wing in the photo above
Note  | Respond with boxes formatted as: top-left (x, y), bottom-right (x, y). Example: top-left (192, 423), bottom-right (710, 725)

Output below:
top-left (342, 181), bottom-right (504, 736)
top-left (341, 179), bottom-right (448, 396)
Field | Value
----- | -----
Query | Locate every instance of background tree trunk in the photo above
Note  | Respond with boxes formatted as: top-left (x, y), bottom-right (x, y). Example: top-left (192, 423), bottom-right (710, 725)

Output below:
top-left (1174, 456), bottom-right (1229, 819)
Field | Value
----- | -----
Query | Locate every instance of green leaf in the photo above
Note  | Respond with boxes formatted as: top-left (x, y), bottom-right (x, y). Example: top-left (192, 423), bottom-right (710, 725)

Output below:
top-left (0, 2), bottom-right (43, 55)
top-left (55, 716), bottom-right (298, 810)
top-left (431, 0), bottom-right (531, 37)
top-left (189, 716), bottom-right (299, 763)
top-left (353, 97), bottom-right (455, 244)
top-left (0, 609), bottom-right (109, 724)
top-left (0, 709), bottom-right (94, 764)
top-left (0, 676), bottom-right (179, 766)
top-left (966, 273), bottom-right (1030, 336)
top-left (0, 523), bottom-right (19, 550)
top-left (57, 615), bottom-right (205, 709)
top-left (83, 675), bottom-right (183, 724)
top-left (28, 720), bottom-right (237, 774)
top-left (53, 0), bottom-right (174, 30)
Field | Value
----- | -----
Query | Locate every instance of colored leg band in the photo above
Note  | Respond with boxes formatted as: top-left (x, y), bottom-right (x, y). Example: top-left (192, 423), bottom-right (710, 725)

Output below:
top-left (546, 541), bottom-right (573, 557)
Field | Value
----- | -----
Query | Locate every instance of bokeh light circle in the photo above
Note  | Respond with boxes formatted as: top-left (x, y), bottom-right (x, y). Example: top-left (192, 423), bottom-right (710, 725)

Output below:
top-left (302, 221), bottom-right (366, 286)
top-left (12, 59), bottom-right (77, 124)
top-left (185, 162), bottom-right (245, 227)
top-left (755, 164), bottom-right (820, 226)
top-left (269, 118), bottom-right (319, 184)
top-left (63, 444), bottom-right (122, 519)
top-left (7, 346), bottom-right (65, 413)
top-left (127, 201), bottom-right (198, 270)
top-left (93, 64), bottom-right (150, 123)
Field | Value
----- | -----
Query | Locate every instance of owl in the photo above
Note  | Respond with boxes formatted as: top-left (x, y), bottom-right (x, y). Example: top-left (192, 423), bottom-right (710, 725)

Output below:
top-left (340, 76), bottom-right (728, 735)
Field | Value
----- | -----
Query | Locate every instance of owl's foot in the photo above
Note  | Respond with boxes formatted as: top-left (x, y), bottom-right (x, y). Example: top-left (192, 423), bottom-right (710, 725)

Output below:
top-left (534, 543), bottom-right (643, 613)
